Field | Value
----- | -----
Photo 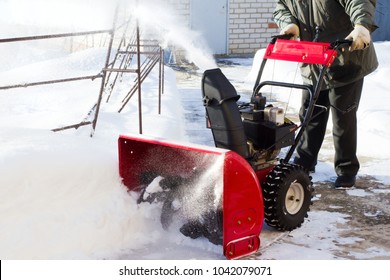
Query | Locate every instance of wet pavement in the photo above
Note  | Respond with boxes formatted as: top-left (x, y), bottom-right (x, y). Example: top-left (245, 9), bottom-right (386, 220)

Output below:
top-left (309, 177), bottom-right (390, 259)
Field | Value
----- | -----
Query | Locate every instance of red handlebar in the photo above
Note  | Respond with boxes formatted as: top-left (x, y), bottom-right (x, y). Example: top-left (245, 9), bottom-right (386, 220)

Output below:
top-left (263, 39), bottom-right (338, 67)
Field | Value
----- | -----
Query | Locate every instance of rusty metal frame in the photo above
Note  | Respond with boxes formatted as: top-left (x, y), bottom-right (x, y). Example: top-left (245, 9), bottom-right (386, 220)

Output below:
top-left (0, 29), bottom-right (111, 92)
top-left (0, 30), bottom-right (113, 44)
top-left (0, 31), bottom-right (115, 134)
top-left (0, 4), bottom-right (165, 136)
top-left (89, 5), bottom-right (119, 136)
top-left (103, 36), bottom-right (165, 133)
top-left (0, 75), bottom-right (103, 91)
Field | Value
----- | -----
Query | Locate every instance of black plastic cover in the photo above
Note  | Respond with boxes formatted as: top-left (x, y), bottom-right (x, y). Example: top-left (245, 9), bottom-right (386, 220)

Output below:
top-left (202, 69), bottom-right (249, 158)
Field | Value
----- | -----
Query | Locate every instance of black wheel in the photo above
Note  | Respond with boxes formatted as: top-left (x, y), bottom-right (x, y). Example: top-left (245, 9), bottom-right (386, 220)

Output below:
top-left (262, 163), bottom-right (313, 231)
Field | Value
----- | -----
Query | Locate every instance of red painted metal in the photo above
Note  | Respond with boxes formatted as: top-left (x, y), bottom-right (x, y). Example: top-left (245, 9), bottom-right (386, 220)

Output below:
top-left (264, 39), bottom-right (337, 67)
top-left (256, 166), bottom-right (275, 185)
top-left (118, 134), bottom-right (222, 189)
top-left (222, 151), bottom-right (263, 259)
top-left (118, 134), bottom-right (263, 259)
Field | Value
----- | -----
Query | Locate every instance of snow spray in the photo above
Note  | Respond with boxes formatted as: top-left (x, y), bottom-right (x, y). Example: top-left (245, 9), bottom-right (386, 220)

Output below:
top-left (129, 0), bottom-right (218, 70)
top-left (136, 150), bottom-right (225, 244)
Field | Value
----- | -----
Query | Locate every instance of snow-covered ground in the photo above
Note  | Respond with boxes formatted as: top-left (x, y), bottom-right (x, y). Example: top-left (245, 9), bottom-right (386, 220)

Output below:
top-left (0, 0), bottom-right (389, 261)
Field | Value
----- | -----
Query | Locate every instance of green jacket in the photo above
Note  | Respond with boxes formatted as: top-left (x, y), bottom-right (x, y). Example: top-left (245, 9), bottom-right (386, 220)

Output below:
top-left (273, 0), bottom-right (379, 89)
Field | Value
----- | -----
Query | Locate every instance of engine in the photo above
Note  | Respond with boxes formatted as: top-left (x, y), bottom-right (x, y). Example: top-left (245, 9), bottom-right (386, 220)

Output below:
top-left (239, 95), bottom-right (297, 170)
top-left (202, 68), bottom-right (296, 171)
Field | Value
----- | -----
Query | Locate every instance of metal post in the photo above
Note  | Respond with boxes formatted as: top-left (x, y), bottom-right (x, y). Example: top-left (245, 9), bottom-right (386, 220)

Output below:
top-left (136, 20), bottom-right (143, 134)
top-left (118, 51), bottom-right (160, 113)
top-left (158, 47), bottom-right (163, 115)
top-left (90, 4), bottom-right (119, 137)
top-left (162, 49), bottom-right (165, 97)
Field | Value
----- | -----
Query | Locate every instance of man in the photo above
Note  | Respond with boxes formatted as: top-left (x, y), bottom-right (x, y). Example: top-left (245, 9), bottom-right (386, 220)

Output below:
top-left (273, 0), bottom-right (378, 188)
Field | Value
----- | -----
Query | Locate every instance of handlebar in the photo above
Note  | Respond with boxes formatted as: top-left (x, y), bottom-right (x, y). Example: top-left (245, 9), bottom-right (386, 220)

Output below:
top-left (329, 39), bottom-right (353, 50)
top-left (270, 35), bottom-right (353, 51)
top-left (270, 34), bottom-right (295, 44)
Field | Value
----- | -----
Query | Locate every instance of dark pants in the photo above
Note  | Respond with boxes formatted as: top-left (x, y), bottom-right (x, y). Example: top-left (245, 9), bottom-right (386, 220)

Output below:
top-left (295, 78), bottom-right (364, 177)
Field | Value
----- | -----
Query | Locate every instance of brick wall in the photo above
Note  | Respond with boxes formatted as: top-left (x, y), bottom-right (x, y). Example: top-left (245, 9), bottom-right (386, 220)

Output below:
top-left (163, 0), bottom-right (279, 56)
top-left (165, 0), bottom-right (190, 26)
top-left (229, 0), bottom-right (278, 55)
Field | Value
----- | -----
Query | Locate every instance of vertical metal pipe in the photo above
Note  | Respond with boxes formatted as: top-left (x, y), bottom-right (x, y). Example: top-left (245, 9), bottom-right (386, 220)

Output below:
top-left (158, 47), bottom-right (162, 115)
top-left (136, 20), bottom-right (143, 134)
top-left (91, 4), bottom-right (119, 137)
top-left (162, 49), bottom-right (165, 96)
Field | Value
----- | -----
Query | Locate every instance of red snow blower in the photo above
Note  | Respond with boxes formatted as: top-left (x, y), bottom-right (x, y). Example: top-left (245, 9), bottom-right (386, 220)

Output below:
top-left (118, 37), bottom-right (351, 259)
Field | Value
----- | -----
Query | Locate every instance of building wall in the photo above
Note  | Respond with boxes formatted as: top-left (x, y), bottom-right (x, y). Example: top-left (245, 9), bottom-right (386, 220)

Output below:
top-left (229, 0), bottom-right (278, 55)
top-left (165, 0), bottom-right (191, 26)
top-left (160, 1), bottom-right (388, 56)
top-left (164, 0), bottom-right (279, 56)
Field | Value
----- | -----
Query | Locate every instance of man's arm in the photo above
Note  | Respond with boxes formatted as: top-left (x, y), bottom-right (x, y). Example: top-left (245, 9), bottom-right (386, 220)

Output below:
top-left (339, 0), bottom-right (377, 31)
top-left (340, 0), bottom-right (377, 50)
top-left (273, 0), bottom-right (298, 29)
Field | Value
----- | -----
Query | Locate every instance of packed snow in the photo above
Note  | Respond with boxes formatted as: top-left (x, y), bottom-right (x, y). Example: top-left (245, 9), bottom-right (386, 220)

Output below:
top-left (0, 0), bottom-right (389, 260)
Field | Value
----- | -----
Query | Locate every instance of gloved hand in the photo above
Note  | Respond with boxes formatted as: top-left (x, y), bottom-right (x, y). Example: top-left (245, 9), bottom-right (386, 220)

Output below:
top-left (346, 24), bottom-right (371, 51)
top-left (280, 23), bottom-right (300, 40)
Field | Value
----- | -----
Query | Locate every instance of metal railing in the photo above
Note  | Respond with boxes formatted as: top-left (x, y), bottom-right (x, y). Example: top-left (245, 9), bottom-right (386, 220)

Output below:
top-left (0, 6), bottom-right (165, 136)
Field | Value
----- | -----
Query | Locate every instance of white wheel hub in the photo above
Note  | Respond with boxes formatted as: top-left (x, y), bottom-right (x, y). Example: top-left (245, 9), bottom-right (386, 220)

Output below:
top-left (285, 180), bottom-right (305, 215)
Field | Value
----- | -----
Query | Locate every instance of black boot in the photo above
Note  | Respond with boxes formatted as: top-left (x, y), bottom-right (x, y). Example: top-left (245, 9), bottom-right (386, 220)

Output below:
top-left (334, 175), bottom-right (356, 189)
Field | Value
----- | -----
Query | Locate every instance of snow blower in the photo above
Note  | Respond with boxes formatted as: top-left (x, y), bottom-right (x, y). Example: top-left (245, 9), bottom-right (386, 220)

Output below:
top-left (118, 37), bottom-right (351, 259)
